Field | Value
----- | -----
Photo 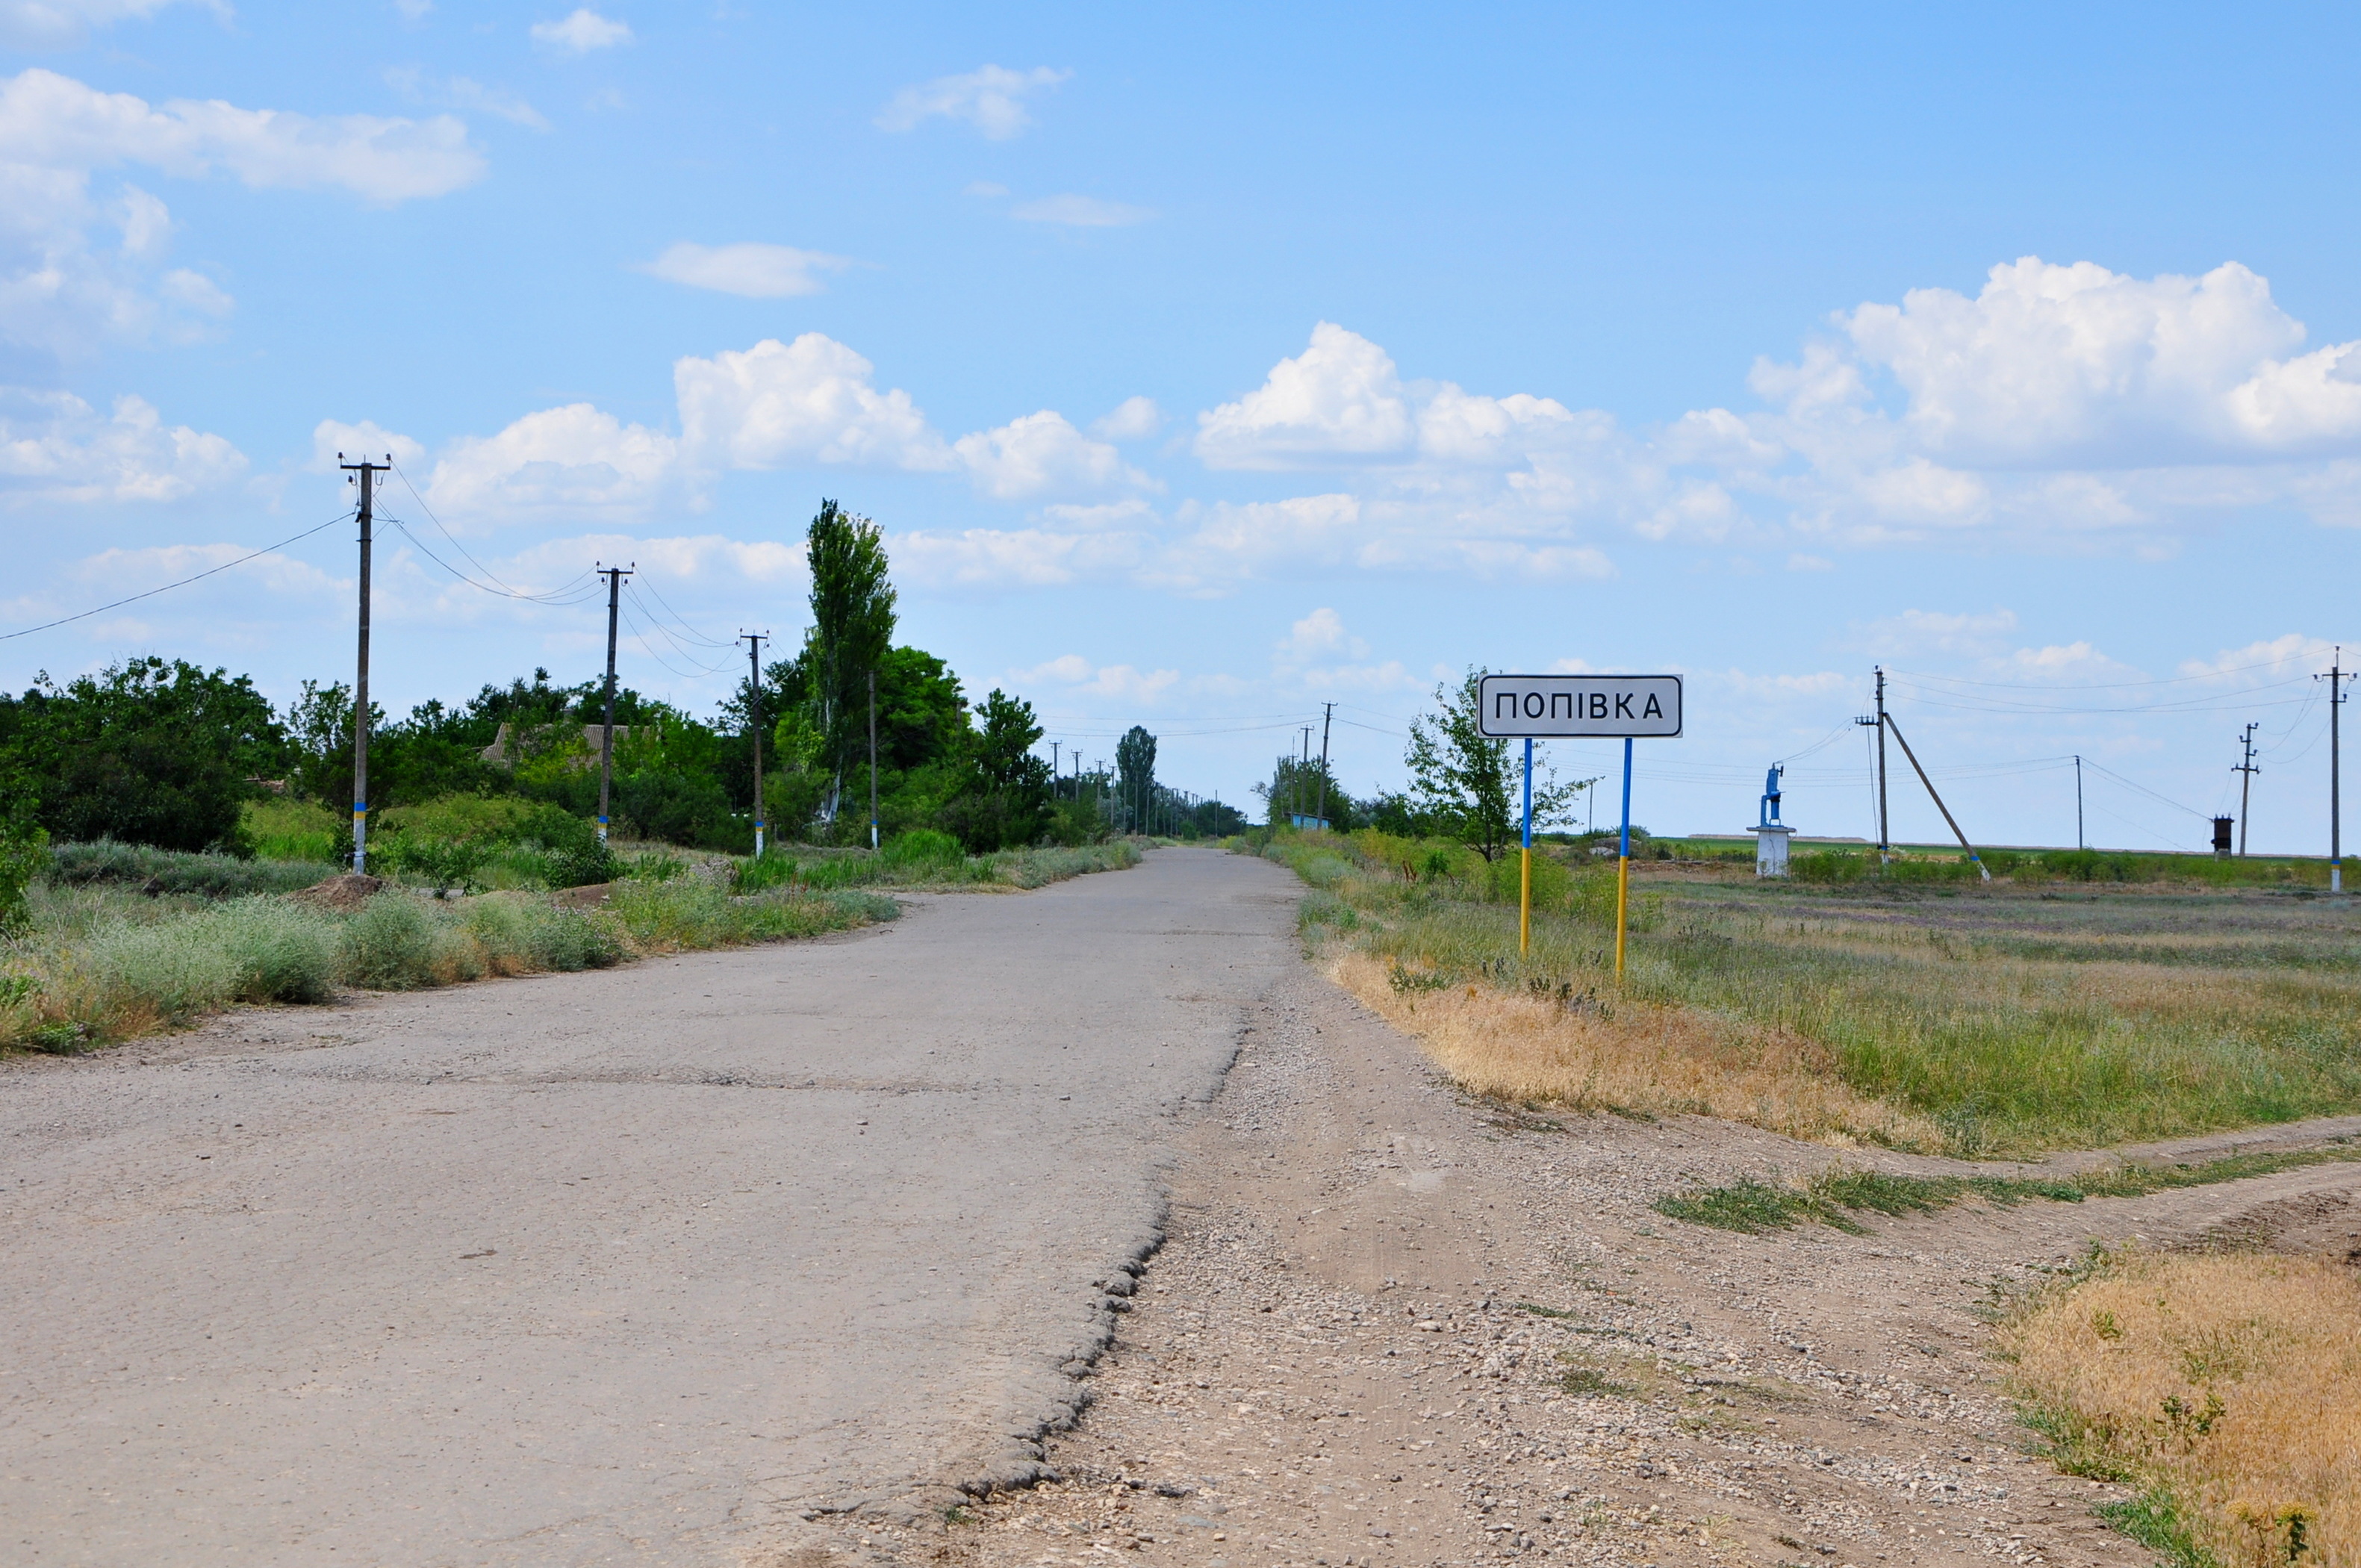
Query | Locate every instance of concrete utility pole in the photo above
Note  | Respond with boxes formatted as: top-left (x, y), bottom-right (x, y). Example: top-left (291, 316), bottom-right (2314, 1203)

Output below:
top-left (868, 668), bottom-right (879, 851)
top-left (2321, 650), bottom-right (2351, 893)
top-left (1313, 702), bottom-right (1334, 829)
top-left (741, 632), bottom-right (768, 858)
top-left (2074, 754), bottom-right (2084, 851)
top-left (1855, 668), bottom-right (1891, 862)
top-left (2234, 723), bottom-right (2259, 858)
top-left (338, 455), bottom-right (388, 876)
top-left (595, 564), bottom-right (632, 845)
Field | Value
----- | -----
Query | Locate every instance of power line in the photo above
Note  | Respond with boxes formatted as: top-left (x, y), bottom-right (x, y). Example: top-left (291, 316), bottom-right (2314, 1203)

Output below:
top-left (633, 575), bottom-right (741, 649)
top-left (0, 508), bottom-right (353, 642)
top-left (381, 515), bottom-right (600, 605)
top-left (1890, 656), bottom-right (2329, 692)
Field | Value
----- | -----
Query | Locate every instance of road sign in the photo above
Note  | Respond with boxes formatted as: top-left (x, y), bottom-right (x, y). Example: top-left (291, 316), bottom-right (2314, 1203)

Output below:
top-left (1477, 673), bottom-right (1682, 738)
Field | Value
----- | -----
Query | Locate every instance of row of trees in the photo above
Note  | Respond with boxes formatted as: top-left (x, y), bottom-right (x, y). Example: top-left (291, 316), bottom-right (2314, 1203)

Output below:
top-left (1255, 671), bottom-right (1596, 859)
top-left (0, 502), bottom-right (1208, 859)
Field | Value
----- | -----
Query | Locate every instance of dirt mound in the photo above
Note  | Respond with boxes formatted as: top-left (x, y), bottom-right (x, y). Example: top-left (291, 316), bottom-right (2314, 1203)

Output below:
top-left (550, 881), bottom-right (617, 909)
top-left (287, 873), bottom-right (386, 912)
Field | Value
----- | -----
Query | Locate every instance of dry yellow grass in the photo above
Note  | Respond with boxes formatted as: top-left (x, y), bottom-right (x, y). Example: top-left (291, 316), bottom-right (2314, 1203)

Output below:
top-left (2009, 1251), bottom-right (2361, 1568)
top-left (1327, 949), bottom-right (1936, 1147)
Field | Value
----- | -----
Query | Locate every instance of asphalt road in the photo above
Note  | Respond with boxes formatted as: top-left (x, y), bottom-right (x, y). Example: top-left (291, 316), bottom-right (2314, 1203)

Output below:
top-left (0, 847), bottom-right (1298, 1566)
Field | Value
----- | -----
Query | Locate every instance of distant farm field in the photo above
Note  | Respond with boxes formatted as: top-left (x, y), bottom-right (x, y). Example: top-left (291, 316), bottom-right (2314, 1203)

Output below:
top-left (1272, 830), bottom-right (2361, 1157)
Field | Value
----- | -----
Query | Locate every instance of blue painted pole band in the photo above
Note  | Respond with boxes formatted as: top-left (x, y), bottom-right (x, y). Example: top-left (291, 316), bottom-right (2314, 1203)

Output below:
top-left (1522, 738), bottom-right (1533, 849)
top-left (1619, 737), bottom-right (1633, 858)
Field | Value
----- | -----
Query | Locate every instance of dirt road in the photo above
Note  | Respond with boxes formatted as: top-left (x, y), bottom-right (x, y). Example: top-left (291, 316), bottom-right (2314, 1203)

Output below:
top-left (927, 966), bottom-right (2361, 1568)
top-left (0, 848), bottom-right (1299, 1566)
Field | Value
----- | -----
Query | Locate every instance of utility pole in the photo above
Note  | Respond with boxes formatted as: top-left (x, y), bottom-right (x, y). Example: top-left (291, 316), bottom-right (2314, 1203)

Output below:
top-left (337, 454), bottom-right (388, 876)
top-left (1854, 668), bottom-right (1891, 862)
top-left (594, 563), bottom-right (632, 845)
top-left (741, 632), bottom-right (767, 858)
top-left (1051, 741), bottom-right (1060, 801)
top-left (2074, 755), bottom-right (2084, 851)
top-left (1313, 702), bottom-right (1334, 829)
top-left (2234, 724), bottom-right (2259, 857)
top-left (2321, 650), bottom-right (2351, 893)
top-left (868, 668), bottom-right (879, 850)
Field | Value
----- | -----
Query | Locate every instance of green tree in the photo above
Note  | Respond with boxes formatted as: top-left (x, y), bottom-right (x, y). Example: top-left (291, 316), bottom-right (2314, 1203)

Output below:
top-left (941, 689), bottom-right (1052, 851)
top-left (1114, 725), bottom-right (1157, 832)
top-left (800, 500), bottom-right (897, 819)
top-left (1405, 668), bottom-right (1581, 861)
top-left (0, 658), bottom-right (281, 853)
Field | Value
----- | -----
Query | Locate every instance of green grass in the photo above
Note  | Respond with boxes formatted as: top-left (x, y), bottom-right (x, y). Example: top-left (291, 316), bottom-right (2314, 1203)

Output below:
top-left (1257, 827), bottom-right (2361, 1157)
top-left (1653, 1145), bottom-right (2361, 1234)
top-left (2096, 1487), bottom-right (2224, 1568)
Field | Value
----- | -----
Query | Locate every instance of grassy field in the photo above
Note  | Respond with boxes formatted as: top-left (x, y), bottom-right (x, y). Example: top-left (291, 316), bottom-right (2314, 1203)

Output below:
top-left (1266, 829), bottom-right (2361, 1157)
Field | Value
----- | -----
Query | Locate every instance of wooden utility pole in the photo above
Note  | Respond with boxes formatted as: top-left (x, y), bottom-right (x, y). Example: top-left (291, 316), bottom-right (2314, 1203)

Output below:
top-left (1855, 668), bottom-right (1891, 862)
top-left (2322, 651), bottom-right (2350, 893)
top-left (595, 564), bottom-right (632, 844)
top-left (2233, 724), bottom-right (2259, 857)
top-left (1313, 701), bottom-right (1334, 829)
top-left (337, 455), bottom-right (388, 875)
top-left (741, 632), bottom-right (767, 858)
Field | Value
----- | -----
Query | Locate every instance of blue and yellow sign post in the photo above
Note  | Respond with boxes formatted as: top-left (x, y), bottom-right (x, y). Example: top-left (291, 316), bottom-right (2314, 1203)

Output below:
top-left (1478, 674), bottom-right (1685, 976)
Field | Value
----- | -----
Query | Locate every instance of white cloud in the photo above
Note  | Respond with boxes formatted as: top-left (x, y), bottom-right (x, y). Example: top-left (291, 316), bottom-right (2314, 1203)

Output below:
top-left (674, 333), bottom-right (951, 472)
top-left (0, 386), bottom-right (243, 503)
top-left (962, 180), bottom-right (1008, 198)
top-left (2178, 633), bottom-right (2346, 682)
top-left (1195, 324), bottom-right (1414, 470)
top-left (423, 403), bottom-right (679, 525)
top-left (1010, 193), bottom-right (1154, 228)
top-left (0, 68), bottom-right (482, 353)
top-left (1012, 653), bottom-right (1178, 703)
top-left (0, 0), bottom-right (211, 49)
top-left (637, 241), bottom-right (851, 299)
top-left (385, 67), bottom-right (548, 131)
top-left (875, 65), bottom-right (1068, 140)
top-left (951, 409), bottom-right (1151, 500)
top-left (1090, 396), bottom-right (1160, 441)
top-left (1415, 383), bottom-right (1581, 466)
top-left (309, 418), bottom-right (428, 473)
top-left (895, 529), bottom-right (1149, 590)
top-left (530, 8), bottom-right (631, 53)
top-left (1275, 606), bottom-right (1363, 665)
top-left (0, 69), bottom-right (485, 202)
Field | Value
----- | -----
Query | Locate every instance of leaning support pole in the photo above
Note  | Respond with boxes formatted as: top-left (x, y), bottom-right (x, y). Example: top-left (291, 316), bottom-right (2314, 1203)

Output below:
top-left (1883, 715), bottom-right (1991, 882)
top-left (1519, 738), bottom-right (1534, 956)
top-left (1614, 736), bottom-right (1633, 978)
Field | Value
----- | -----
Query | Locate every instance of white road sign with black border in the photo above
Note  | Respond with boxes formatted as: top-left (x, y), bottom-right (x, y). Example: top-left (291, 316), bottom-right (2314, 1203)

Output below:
top-left (1477, 673), bottom-right (1683, 738)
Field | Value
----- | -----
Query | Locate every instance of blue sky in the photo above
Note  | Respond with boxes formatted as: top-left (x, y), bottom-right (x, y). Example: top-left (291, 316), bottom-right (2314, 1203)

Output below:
top-left (4, 1), bottom-right (2360, 853)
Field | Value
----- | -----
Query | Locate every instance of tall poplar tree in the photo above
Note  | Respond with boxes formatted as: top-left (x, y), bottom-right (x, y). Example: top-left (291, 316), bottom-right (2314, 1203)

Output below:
top-left (800, 500), bottom-right (896, 821)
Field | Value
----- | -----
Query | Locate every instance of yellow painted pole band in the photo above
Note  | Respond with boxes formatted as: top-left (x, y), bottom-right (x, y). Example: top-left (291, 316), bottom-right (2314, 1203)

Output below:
top-left (1519, 846), bottom-right (1532, 956)
top-left (1614, 854), bottom-right (1630, 977)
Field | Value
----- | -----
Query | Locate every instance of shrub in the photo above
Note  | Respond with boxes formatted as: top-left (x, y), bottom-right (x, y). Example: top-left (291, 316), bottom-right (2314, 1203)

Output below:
top-left (339, 895), bottom-right (442, 989)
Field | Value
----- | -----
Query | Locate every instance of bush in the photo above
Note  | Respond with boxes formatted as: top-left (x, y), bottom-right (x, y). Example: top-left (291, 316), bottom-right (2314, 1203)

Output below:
top-left (340, 895), bottom-right (442, 990)
top-left (47, 840), bottom-right (329, 898)
top-left (88, 897), bottom-right (338, 1023)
